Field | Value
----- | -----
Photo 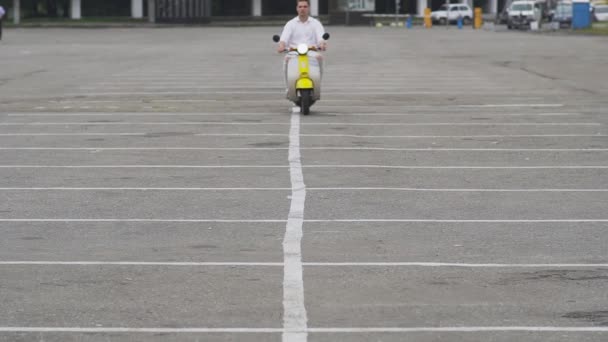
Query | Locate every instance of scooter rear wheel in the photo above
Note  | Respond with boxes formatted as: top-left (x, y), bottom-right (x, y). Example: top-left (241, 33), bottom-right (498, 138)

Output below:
top-left (300, 90), bottom-right (311, 115)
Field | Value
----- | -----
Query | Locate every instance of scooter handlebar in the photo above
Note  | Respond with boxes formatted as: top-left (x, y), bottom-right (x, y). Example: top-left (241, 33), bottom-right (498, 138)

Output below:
top-left (288, 46), bottom-right (319, 52)
top-left (272, 33), bottom-right (329, 42)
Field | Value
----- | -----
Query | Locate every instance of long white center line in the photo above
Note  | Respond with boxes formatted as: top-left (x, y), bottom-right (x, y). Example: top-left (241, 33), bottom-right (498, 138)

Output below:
top-left (283, 111), bottom-right (308, 342)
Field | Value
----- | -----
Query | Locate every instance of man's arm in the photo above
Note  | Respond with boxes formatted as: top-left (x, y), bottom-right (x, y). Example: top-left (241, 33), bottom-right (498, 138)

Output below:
top-left (316, 21), bottom-right (327, 51)
top-left (278, 22), bottom-right (292, 53)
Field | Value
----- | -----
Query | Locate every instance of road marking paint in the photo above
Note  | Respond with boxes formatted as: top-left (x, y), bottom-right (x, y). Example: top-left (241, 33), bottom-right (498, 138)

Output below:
top-left (283, 111), bottom-right (308, 342)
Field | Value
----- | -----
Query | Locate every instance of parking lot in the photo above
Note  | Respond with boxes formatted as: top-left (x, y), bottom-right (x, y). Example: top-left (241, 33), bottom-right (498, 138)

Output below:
top-left (0, 26), bottom-right (607, 342)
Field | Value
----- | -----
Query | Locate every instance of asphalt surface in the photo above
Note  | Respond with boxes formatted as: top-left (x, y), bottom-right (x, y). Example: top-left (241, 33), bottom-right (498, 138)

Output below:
top-left (0, 26), bottom-right (607, 342)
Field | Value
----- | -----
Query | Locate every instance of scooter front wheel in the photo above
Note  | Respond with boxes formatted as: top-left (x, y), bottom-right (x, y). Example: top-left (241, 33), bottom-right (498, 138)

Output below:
top-left (300, 90), bottom-right (312, 115)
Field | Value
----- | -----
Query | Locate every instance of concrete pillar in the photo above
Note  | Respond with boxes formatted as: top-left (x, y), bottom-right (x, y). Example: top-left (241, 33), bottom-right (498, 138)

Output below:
top-left (489, 0), bottom-right (498, 14)
top-left (417, 0), bottom-right (426, 16)
top-left (311, 0), bottom-right (319, 16)
top-left (252, 0), bottom-right (262, 16)
top-left (205, 0), bottom-right (212, 16)
top-left (71, 0), bottom-right (81, 19)
top-left (132, 0), bottom-right (144, 18)
top-left (147, 0), bottom-right (155, 23)
top-left (13, 0), bottom-right (20, 24)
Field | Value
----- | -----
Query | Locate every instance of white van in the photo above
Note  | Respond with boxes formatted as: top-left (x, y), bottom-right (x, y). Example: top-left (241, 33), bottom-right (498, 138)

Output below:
top-left (507, 0), bottom-right (543, 29)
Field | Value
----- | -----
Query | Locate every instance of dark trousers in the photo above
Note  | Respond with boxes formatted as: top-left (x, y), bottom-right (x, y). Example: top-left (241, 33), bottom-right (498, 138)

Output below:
top-left (0, 19), bottom-right (3, 40)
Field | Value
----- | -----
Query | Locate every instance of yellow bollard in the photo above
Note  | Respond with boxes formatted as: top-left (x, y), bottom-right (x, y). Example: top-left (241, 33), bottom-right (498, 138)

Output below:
top-left (474, 8), bottom-right (483, 29)
top-left (424, 8), bottom-right (432, 28)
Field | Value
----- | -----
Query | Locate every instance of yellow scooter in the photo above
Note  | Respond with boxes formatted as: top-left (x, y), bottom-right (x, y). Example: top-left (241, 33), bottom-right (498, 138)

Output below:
top-left (273, 33), bottom-right (330, 115)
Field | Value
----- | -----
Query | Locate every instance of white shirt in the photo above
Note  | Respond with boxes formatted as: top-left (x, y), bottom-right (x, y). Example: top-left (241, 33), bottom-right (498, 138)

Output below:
top-left (0, 6), bottom-right (6, 19)
top-left (279, 16), bottom-right (325, 49)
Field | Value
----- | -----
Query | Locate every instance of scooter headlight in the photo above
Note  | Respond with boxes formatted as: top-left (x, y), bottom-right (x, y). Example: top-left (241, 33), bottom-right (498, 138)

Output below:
top-left (296, 43), bottom-right (309, 55)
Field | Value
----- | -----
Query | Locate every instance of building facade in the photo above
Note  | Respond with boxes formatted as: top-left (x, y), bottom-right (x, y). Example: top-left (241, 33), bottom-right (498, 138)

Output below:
top-left (6, 0), bottom-right (499, 24)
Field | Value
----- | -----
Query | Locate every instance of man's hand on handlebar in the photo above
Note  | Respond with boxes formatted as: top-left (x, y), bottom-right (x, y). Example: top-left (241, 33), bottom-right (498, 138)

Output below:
top-left (277, 42), bottom-right (286, 53)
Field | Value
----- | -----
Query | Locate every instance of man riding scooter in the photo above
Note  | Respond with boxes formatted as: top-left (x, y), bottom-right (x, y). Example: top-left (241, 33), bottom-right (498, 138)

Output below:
top-left (275, 0), bottom-right (329, 114)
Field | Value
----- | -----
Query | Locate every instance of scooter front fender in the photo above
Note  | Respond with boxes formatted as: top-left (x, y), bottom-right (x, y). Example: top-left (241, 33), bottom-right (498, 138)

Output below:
top-left (296, 78), bottom-right (314, 90)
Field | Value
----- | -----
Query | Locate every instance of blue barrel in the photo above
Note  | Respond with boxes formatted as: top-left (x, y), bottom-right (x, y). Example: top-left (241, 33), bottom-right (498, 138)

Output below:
top-left (572, 0), bottom-right (591, 29)
top-left (406, 16), bottom-right (413, 28)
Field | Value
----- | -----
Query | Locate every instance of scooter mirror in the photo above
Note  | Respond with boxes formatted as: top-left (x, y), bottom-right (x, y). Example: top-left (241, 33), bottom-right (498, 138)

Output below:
top-left (272, 35), bottom-right (280, 42)
top-left (322, 33), bottom-right (330, 40)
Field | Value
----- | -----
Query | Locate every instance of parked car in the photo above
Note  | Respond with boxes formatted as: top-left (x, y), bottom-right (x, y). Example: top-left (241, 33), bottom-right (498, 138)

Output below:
top-left (594, 4), bottom-right (608, 21)
top-left (431, 4), bottom-right (474, 25)
top-left (507, 0), bottom-right (543, 29)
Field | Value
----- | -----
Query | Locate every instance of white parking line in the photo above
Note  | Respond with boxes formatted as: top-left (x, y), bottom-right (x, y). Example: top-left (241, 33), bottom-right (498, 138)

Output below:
top-left (458, 104), bottom-right (564, 108)
top-left (0, 188), bottom-right (292, 190)
top-left (0, 133), bottom-right (602, 138)
top-left (308, 327), bottom-right (608, 332)
top-left (0, 219), bottom-right (287, 222)
top-left (306, 188), bottom-right (608, 192)
top-left (0, 327), bottom-right (606, 333)
top-left (0, 122), bottom-right (291, 126)
top-left (0, 133), bottom-right (151, 136)
top-left (17, 100), bottom-right (573, 107)
top-left (0, 148), bottom-right (604, 151)
top-left (311, 123), bottom-right (601, 126)
top-left (0, 165), bottom-right (288, 168)
top-left (0, 188), bottom-right (605, 192)
top-left (303, 165), bottom-right (608, 169)
top-left (0, 262), bottom-right (606, 268)
top-left (303, 263), bottom-right (608, 267)
top-left (5, 112), bottom-right (583, 116)
top-left (0, 165), bottom-right (605, 169)
top-left (152, 99), bottom-right (285, 102)
top-left (314, 104), bottom-right (566, 108)
top-left (0, 219), bottom-right (606, 223)
top-left (0, 133), bottom-right (288, 137)
top-left (0, 122), bottom-right (599, 126)
top-left (0, 327), bottom-right (607, 333)
top-left (65, 91), bottom-right (441, 96)
top-left (283, 112), bottom-right (308, 342)
top-left (0, 148), bottom-right (293, 150)
top-left (307, 148), bottom-right (605, 151)
top-left (0, 261), bottom-right (282, 266)
top-left (78, 85), bottom-right (284, 89)
top-left (300, 134), bottom-right (607, 138)
top-left (304, 219), bottom-right (608, 223)
top-left (6, 113), bottom-right (286, 116)
top-left (0, 327), bottom-right (283, 333)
